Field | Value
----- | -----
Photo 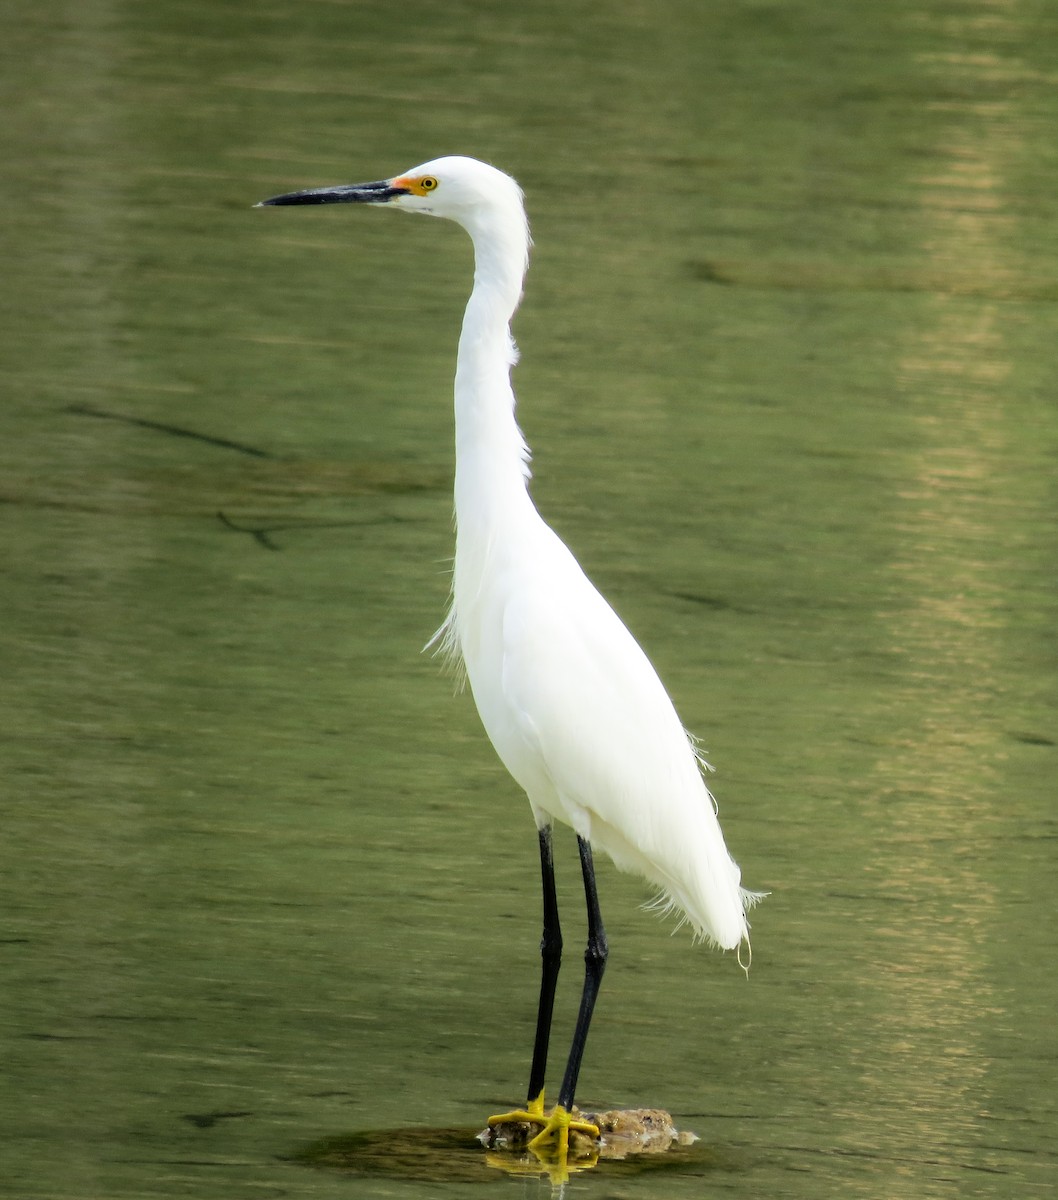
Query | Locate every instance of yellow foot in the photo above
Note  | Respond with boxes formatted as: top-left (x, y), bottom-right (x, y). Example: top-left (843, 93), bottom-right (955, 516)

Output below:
top-left (487, 1096), bottom-right (599, 1147)
top-left (487, 1088), bottom-right (546, 1127)
top-left (527, 1105), bottom-right (600, 1155)
top-left (485, 1102), bottom-right (600, 1183)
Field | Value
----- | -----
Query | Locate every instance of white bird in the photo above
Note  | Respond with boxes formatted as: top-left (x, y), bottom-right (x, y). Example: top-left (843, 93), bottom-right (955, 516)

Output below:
top-left (259, 156), bottom-right (762, 1161)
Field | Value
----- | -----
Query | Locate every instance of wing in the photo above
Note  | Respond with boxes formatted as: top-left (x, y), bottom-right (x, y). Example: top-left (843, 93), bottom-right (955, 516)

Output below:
top-left (499, 536), bottom-right (706, 844)
top-left (462, 523), bottom-right (753, 949)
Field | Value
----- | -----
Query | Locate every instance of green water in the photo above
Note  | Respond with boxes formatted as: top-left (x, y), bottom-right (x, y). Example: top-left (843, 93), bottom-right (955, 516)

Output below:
top-left (3, 1), bottom-right (1056, 1196)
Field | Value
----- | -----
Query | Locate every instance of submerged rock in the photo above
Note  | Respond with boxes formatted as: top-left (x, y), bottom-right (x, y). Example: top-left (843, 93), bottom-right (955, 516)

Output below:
top-left (479, 1106), bottom-right (697, 1159)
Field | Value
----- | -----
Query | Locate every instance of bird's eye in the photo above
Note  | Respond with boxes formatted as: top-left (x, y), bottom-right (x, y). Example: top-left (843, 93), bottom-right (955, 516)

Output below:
top-left (420, 177), bottom-right (438, 192)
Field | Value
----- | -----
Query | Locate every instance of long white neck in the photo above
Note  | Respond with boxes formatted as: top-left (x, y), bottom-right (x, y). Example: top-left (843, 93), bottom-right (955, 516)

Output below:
top-left (438, 201), bottom-right (536, 666)
top-left (453, 205), bottom-right (534, 539)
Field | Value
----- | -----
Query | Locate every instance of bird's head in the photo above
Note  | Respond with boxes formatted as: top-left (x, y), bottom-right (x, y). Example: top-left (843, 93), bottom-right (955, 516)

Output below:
top-left (257, 155), bottom-right (525, 234)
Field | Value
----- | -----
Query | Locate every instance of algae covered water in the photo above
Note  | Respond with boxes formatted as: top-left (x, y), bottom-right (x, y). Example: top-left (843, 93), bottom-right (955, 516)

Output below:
top-left (3, 1), bottom-right (1056, 1195)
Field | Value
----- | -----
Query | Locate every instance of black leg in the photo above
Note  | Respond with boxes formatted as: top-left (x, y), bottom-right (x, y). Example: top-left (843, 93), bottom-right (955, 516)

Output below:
top-left (556, 836), bottom-right (609, 1111)
top-left (526, 824), bottom-right (562, 1108)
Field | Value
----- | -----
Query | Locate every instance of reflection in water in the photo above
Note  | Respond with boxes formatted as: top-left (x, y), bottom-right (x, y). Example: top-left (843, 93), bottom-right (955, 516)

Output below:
top-left (860, 6), bottom-right (1023, 1172)
top-left (289, 1118), bottom-right (719, 1185)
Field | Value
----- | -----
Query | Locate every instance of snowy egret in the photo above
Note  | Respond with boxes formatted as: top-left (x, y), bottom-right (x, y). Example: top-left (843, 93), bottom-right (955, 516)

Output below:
top-left (259, 156), bottom-right (763, 1161)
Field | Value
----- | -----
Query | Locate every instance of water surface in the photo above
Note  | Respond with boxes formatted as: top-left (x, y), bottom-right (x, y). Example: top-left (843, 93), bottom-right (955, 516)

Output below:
top-left (3, 1), bottom-right (1056, 1196)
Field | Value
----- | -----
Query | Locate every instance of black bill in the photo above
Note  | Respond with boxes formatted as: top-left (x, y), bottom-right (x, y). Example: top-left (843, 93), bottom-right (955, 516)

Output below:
top-left (256, 180), bottom-right (408, 207)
